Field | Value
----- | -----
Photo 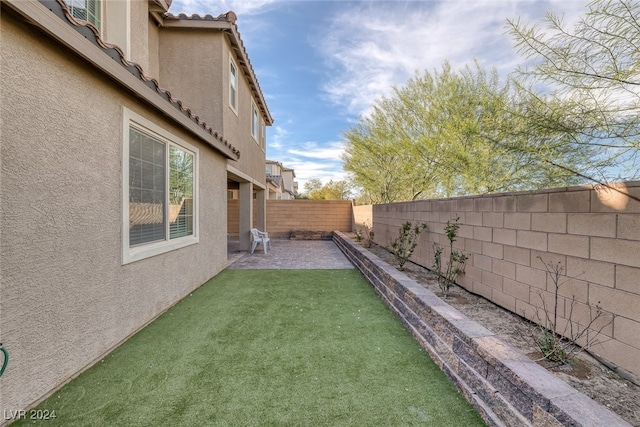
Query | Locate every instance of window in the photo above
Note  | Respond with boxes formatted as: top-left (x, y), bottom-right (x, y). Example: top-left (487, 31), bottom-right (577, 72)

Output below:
top-left (260, 118), bottom-right (266, 151)
top-left (251, 102), bottom-right (259, 141)
top-left (68, 0), bottom-right (101, 29)
top-left (229, 59), bottom-right (238, 113)
top-left (123, 109), bottom-right (198, 264)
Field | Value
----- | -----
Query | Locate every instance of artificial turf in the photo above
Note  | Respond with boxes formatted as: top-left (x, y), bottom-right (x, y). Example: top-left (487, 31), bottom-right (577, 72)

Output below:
top-left (18, 269), bottom-right (484, 426)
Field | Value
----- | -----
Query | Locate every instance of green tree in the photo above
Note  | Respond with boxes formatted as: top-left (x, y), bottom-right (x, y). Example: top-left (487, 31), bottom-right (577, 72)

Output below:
top-left (507, 0), bottom-right (640, 182)
top-left (303, 179), bottom-right (353, 200)
top-left (303, 178), bottom-right (323, 198)
top-left (342, 61), bottom-right (586, 200)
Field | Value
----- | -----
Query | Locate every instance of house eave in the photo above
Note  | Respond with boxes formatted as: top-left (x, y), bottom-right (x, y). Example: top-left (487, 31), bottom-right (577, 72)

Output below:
top-left (3, 0), bottom-right (239, 160)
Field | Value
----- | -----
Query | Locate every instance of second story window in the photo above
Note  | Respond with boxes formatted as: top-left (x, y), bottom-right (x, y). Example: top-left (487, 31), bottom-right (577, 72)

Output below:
top-left (260, 119), bottom-right (266, 151)
top-left (251, 102), bottom-right (259, 141)
top-left (68, 0), bottom-right (101, 29)
top-left (229, 59), bottom-right (238, 113)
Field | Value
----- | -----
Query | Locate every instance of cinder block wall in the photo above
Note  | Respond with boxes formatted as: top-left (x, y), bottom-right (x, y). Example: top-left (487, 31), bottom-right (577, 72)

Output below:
top-left (227, 199), bottom-right (354, 238)
top-left (226, 199), bottom-right (257, 238)
top-left (353, 204), bottom-right (373, 230)
top-left (369, 182), bottom-right (640, 383)
top-left (266, 200), bottom-right (353, 238)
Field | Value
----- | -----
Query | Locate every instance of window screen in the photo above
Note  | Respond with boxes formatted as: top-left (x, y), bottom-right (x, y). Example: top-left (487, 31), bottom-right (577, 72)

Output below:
top-left (129, 128), bottom-right (166, 246)
top-left (67, 0), bottom-right (101, 28)
top-left (169, 146), bottom-right (194, 239)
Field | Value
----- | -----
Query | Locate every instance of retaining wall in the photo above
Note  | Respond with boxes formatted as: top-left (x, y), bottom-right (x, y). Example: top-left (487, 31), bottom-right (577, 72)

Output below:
top-left (334, 231), bottom-right (631, 427)
top-left (364, 182), bottom-right (640, 383)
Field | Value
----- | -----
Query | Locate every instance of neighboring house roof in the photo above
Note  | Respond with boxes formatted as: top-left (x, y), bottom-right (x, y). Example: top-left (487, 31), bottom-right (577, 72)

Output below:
top-left (266, 160), bottom-right (297, 194)
top-left (13, 0), bottom-right (240, 159)
top-left (161, 12), bottom-right (273, 126)
top-left (266, 175), bottom-right (283, 186)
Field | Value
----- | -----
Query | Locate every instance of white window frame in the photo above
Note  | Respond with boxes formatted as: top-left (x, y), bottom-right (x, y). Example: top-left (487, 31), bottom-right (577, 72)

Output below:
top-left (122, 108), bottom-right (199, 264)
top-left (229, 57), bottom-right (238, 115)
top-left (68, 0), bottom-right (102, 31)
top-left (260, 118), bottom-right (266, 151)
top-left (251, 101), bottom-right (259, 143)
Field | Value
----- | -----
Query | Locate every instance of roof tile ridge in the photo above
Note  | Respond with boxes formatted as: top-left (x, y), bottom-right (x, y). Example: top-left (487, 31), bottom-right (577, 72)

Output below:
top-left (52, 0), bottom-right (240, 158)
top-left (228, 18), bottom-right (271, 122)
top-left (164, 11), bottom-right (236, 23)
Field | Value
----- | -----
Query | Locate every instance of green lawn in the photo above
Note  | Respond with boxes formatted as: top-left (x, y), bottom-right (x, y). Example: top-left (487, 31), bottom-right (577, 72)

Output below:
top-left (18, 269), bottom-right (484, 426)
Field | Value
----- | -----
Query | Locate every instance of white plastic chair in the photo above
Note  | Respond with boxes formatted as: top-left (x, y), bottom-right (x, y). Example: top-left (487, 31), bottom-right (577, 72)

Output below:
top-left (250, 228), bottom-right (270, 254)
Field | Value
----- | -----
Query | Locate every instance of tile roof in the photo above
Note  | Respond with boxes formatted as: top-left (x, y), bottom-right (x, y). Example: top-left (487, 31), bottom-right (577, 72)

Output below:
top-left (164, 11), bottom-right (237, 23)
top-left (45, 0), bottom-right (240, 158)
top-left (266, 174), bottom-right (283, 186)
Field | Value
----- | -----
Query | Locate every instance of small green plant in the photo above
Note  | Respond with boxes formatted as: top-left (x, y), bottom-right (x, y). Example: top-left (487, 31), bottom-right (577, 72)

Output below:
top-left (390, 221), bottom-right (428, 270)
top-left (432, 217), bottom-right (468, 298)
top-left (537, 329), bottom-right (567, 363)
top-left (354, 229), bottom-right (363, 242)
top-left (532, 257), bottom-right (613, 365)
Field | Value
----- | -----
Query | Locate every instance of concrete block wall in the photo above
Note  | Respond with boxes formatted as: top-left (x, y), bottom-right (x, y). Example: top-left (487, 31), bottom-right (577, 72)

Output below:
top-left (227, 199), bottom-right (257, 238)
top-left (228, 199), bottom-right (354, 238)
top-left (368, 182), bottom-right (640, 383)
top-left (266, 200), bottom-right (353, 238)
top-left (353, 204), bottom-right (373, 230)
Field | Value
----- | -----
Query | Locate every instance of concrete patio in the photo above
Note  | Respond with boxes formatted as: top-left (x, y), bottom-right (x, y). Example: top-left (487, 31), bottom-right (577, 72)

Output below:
top-left (227, 238), bottom-right (355, 269)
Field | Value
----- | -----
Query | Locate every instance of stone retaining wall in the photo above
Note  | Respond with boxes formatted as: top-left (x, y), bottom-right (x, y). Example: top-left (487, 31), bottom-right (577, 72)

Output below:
top-left (334, 231), bottom-right (630, 427)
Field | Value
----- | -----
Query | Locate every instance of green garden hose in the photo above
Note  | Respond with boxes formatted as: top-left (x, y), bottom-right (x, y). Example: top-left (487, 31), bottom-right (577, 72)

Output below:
top-left (0, 343), bottom-right (8, 377)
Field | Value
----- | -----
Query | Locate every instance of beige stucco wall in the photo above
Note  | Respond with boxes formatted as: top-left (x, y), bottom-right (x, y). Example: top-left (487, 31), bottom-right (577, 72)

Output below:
top-left (221, 45), bottom-right (268, 184)
top-left (130, 0), bottom-right (150, 70)
top-left (158, 28), bottom-right (224, 131)
top-left (1, 14), bottom-right (229, 414)
top-left (147, 14), bottom-right (160, 79)
top-left (369, 183), bottom-right (640, 382)
top-left (158, 27), bottom-right (267, 185)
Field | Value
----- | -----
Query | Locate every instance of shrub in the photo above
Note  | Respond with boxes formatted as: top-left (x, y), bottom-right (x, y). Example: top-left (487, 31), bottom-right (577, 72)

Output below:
top-left (390, 221), bottom-right (428, 270)
top-left (432, 217), bottom-right (468, 298)
top-left (531, 257), bottom-right (613, 365)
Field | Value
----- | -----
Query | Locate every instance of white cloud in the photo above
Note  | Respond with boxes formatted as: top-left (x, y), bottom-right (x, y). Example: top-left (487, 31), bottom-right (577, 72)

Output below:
top-left (318, 0), bottom-right (589, 116)
top-left (268, 125), bottom-right (293, 150)
top-left (284, 159), bottom-right (348, 192)
top-left (170, 0), bottom-right (278, 15)
top-left (270, 141), bottom-right (347, 190)
top-left (288, 141), bottom-right (345, 161)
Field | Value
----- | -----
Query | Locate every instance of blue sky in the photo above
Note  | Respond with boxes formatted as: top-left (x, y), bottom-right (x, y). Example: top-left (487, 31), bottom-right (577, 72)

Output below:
top-left (169, 0), bottom-right (589, 191)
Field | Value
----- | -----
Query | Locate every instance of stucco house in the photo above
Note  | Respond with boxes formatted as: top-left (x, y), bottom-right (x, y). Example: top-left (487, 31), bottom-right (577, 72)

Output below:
top-left (266, 160), bottom-right (298, 199)
top-left (1, 0), bottom-right (271, 416)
